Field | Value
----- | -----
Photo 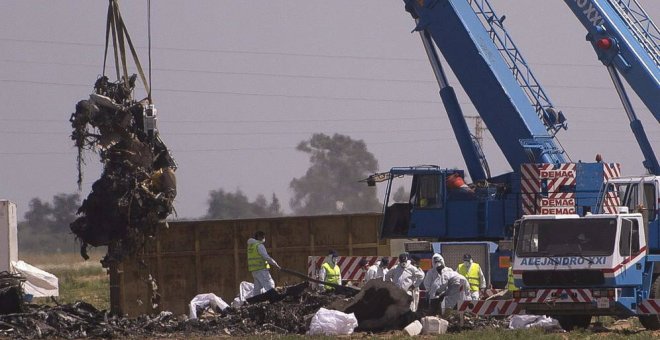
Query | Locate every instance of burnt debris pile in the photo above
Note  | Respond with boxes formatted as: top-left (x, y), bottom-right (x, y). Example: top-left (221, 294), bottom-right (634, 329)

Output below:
top-left (69, 76), bottom-right (177, 264)
top-left (0, 283), bottom-right (515, 338)
top-left (0, 284), bottom-right (339, 339)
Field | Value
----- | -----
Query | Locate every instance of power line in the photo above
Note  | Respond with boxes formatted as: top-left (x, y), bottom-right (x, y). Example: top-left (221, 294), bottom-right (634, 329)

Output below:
top-left (1, 78), bottom-right (646, 111)
top-left (2, 59), bottom-right (615, 90)
top-left (0, 137), bottom-right (459, 156)
top-left (0, 37), bottom-right (606, 67)
top-left (0, 127), bottom-right (454, 137)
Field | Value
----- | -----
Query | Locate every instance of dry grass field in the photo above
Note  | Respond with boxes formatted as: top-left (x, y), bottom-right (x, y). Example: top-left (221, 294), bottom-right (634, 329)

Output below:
top-left (20, 250), bottom-right (109, 310)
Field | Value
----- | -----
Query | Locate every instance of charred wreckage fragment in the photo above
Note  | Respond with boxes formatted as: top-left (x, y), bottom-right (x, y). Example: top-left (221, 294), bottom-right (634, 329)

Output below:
top-left (69, 75), bottom-right (177, 266)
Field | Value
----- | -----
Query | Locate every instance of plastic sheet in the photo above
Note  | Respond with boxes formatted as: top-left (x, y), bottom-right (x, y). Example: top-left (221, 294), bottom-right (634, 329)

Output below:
top-left (307, 308), bottom-right (358, 335)
top-left (10, 261), bottom-right (58, 297)
top-left (509, 314), bottom-right (559, 329)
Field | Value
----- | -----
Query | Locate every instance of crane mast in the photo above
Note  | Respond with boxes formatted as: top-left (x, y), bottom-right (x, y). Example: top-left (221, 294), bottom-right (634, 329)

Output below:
top-left (563, 0), bottom-right (660, 174)
top-left (405, 0), bottom-right (569, 173)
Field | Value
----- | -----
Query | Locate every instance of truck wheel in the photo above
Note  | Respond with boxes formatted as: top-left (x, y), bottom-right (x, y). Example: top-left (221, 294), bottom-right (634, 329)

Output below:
top-left (639, 275), bottom-right (660, 330)
top-left (555, 315), bottom-right (591, 331)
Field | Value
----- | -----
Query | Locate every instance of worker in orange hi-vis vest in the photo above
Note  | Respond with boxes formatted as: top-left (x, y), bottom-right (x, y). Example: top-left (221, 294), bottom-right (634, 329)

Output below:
top-left (456, 253), bottom-right (486, 300)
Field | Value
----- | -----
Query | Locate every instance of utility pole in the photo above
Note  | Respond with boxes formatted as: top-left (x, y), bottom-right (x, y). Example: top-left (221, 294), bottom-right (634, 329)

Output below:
top-left (465, 115), bottom-right (486, 145)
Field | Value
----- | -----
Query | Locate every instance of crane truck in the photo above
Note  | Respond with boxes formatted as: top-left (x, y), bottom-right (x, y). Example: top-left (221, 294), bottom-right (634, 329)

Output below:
top-left (366, 0), bottom-right (623, 288)
top-left (456, 0), bottom-right (660, 330)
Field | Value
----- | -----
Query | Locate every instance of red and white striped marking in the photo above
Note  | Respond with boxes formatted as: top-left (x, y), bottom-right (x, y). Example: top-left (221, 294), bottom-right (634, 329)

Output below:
top-left (514, 288), bottom-right (608, 303)
top-left (458, 300), bottom-right (521, 316)
top-left (602, 163), bottom-right (622, 214)
top-left (637, 299), bottom-right (660, 315)
top-left (307, 256), bottom-right (397, 282)
top-left (521, 164), bottom-right (577, 215)
top-left (520, 163), bottom-right (621, 215)
top-left (521, 164), bottom-right (541, 215)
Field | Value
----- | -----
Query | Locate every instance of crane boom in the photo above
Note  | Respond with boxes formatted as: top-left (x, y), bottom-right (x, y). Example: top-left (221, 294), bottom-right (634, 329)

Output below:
top-left (563, 0), bottom-right (660, 174)
top-left (406, 0), bottom-right (568, 171)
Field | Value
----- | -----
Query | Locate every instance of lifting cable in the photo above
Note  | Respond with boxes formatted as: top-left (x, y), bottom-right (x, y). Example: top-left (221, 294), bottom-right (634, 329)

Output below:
top-left (101, 0), bottom-right (152, 103)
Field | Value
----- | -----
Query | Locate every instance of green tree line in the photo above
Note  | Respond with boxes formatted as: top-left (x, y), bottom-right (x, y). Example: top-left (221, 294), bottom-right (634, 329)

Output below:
top-left (18, 133), bottom-right (383, 253)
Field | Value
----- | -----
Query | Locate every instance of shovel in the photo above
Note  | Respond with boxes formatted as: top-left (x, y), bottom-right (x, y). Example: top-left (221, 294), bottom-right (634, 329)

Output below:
top-left (279, 267), bottom-right (360, 294)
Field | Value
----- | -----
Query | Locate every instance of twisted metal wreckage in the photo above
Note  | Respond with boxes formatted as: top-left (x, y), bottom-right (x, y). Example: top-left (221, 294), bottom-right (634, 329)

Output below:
top-left (68, 0), bottom-right (176, 266)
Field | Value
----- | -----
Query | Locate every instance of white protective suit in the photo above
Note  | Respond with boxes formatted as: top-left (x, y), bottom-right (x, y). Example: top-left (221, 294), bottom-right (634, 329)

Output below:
top-left (385, 260), bottom-right (424, 311)
top-left (364, 261), bottom-right (388, 282)
top-left (436, 267), bottom-right (471, 313)
top-left (247, 237), bottom-right (280, 294)
top-left (423, 254), bottom-right (446, 298)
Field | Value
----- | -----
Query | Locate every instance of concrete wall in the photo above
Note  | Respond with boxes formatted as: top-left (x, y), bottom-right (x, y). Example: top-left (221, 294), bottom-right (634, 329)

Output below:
top-left (0, 200), bottom-right (18, 273)
top-left (111, 213), bottom-right (387, 316)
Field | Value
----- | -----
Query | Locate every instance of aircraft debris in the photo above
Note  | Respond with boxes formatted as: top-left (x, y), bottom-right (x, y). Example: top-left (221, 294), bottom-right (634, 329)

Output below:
top-left (69, 75), bottom-right (177, 265)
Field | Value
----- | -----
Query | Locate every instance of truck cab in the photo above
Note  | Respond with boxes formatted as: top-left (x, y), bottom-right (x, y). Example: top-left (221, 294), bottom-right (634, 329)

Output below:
top-left (512, 212), bottom-right (655, 328)
top-left (600, 176), bottom-right (660, 252)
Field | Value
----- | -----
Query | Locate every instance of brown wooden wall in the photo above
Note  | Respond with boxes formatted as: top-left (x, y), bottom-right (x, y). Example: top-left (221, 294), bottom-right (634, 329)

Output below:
top-left (110, 213), bottom-right (386, 316)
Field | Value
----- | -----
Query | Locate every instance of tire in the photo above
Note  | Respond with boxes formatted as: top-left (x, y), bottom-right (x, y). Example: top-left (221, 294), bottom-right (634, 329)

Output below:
top-left (639, 275), bottom-right (660, 330)
top-left (555, 315), bottom-right (592, 331)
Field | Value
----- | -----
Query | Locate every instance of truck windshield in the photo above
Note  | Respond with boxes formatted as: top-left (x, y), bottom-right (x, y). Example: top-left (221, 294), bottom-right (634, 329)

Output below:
top-left (517, 218), bottom-right (617, 257)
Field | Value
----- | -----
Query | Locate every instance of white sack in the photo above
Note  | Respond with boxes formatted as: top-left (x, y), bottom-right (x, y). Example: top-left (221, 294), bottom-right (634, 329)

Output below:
top-left (509, 314), bottom-right (559, 329)
top-left (188, 293), bottom-right (229, 319)
top-left (307, 308), bottom-right (358, 336)
top-left (231, 281), bottom-right (255, 308)
top-left (10, 260), bottom-right (59, 297)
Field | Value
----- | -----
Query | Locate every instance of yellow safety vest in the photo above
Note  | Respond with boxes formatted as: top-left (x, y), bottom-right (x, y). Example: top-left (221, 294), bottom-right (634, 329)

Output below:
top-left (321, 262), bottom-right (341, 289)
top-left (457, 262), bottom-right (481, 292)
top-left (247, 242), bottom-right (269, 272)
top-left (507, 266), bottom-right (519, 292)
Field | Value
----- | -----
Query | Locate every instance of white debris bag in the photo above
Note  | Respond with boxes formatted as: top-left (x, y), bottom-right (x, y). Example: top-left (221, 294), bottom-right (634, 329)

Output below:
top-left (231, 281), bottom-right (255, 308)
top-left (10, 260), bottom-right (59, 297)
top-left (404, 320), bottom-right (423, 336)
top-left (307, 308), bottom-right (358, 336)
top-left (509, 314), bottom-right (559, 329)
top-left (188, 293), bottom-right (229, 319)
top-left (421, 316), bottom-right (448, 334)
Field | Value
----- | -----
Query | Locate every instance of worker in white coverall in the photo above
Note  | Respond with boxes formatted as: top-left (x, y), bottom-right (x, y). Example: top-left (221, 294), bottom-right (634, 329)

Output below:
top-left (318, 250), bottom-right (342, 292)
top-left (436, 262), bottom-right (472, 313)
top-left (456, 253), bottom-right (486, 300)
top-left (364, 257), bottom-right (389, 282)
top-left (246, 231), bottom-right (281, 296)
top-left (385, 252), bottom-right (424, 312)
top-left (422, 253), bottom-right (446, 314)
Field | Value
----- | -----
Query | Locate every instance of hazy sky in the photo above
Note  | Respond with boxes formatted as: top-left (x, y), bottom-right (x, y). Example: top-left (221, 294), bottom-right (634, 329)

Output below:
top-left (1, 0), bottom-right (658, 220)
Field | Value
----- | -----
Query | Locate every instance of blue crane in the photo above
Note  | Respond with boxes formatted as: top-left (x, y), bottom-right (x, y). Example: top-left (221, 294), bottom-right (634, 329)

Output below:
top-left (366, 1), bottom-right (625, 289)
top-left (563, 0), bottom-right (660, 175)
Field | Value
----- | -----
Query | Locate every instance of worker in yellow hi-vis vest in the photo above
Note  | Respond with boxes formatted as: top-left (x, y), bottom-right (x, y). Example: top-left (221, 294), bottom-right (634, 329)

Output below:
top-left (318, 250), bottom-right (342, 291)
top-left (507, 258), bottom-right (519, 292)
top-left (247, 231), bottom-right (281, 296)
top-left (456, 253), bottom-right (486, 300)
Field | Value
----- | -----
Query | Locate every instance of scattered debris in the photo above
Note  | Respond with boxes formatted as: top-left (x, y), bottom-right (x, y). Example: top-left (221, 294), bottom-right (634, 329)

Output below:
top-left (445, 311), bottom-right (511, 332)
top-left (0, 271), bottom-right (25, 315)
top-left (69, 75), bottom-right (177, 265)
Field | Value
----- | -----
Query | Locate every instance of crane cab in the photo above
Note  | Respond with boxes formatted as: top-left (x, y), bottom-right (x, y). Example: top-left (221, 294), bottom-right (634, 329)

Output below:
top-left (375, 166), bottom-right (512, 240)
